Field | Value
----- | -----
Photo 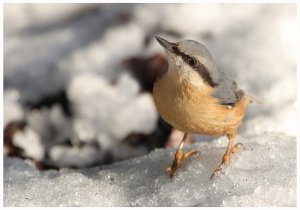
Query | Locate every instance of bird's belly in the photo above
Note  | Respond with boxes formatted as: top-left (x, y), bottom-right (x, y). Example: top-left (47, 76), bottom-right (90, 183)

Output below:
top-left (155, 98), bottom-right (231, 135)
top-left (153, 79), bottom-right (245, 135)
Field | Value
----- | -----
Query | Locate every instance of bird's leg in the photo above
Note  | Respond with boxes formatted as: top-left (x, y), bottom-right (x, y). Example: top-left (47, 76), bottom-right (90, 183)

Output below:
top-left (211, 132), bottom-right (243, 179)
top-left (166, 133), bottom-right (197, 178)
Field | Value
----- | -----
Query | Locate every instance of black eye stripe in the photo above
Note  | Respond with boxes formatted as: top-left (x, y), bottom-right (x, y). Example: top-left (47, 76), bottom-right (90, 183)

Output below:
top-left (171, 46), bottom-right (217, 87)
top-left (182, 55), bottom-right (189, 60)
top-left (188, 58), bottom-right (197, 66)
top-left (171, 46), bottom-right (196, 65)
top-left (194, 63), bottom-right (217, 87)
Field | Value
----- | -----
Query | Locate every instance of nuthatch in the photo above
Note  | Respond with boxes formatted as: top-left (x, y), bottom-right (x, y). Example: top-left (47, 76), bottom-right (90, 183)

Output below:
top-left (153, 36), bottom-right (253, 179)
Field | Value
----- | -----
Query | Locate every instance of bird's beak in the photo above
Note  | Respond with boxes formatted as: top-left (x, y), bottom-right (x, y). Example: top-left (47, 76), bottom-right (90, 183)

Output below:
top-left (155, 36), bottom-right (176, 53)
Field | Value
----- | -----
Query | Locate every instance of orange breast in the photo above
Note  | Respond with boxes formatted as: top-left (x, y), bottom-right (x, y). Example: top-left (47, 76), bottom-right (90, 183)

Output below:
top-left (153, 71), bottom-right (249, 136)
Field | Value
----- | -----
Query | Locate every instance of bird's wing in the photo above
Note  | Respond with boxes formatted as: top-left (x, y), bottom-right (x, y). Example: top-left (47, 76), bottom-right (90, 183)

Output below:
top-left (211, 78), bottom-right (244, 106)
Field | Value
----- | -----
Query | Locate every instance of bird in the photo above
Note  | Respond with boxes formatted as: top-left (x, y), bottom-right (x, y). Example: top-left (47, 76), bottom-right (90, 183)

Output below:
top-left (153, 36), bottom-right (253, 179)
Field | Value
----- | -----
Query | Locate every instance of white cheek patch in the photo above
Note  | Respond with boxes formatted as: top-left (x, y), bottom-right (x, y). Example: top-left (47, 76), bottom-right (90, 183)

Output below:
top-left (176, 62), bottom-right (182, 68)
top-left (176, 59), bottom-right (185, 69)
top-left (187, 72), bottom-right (205, 88)
top-left (179, 64), bottom-right (205, 88)
top-left (167, 55), bottom-right (205, 88)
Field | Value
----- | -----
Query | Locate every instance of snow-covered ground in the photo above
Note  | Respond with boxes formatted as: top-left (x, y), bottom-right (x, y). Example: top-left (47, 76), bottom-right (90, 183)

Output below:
top-left (3, 3), bottom-right (297, 207)
top-left (4, 133), bottom-right (296, 206)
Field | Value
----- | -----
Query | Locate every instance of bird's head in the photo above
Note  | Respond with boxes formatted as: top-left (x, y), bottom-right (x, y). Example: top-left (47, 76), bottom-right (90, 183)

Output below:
top-left (155, 36), bottom-right (221, 88)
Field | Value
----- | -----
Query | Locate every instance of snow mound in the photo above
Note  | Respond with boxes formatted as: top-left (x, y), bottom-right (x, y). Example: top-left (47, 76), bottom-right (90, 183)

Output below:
top-left (3, 89), bottom-right (24, 127)
top-left (67, 73), bottom-right (158, 149)
top-left (4, 132), bottom-right (296, 207)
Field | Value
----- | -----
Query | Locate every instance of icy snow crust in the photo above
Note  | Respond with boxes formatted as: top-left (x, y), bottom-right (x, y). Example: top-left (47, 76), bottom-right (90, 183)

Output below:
top-left (4, 133), bottom-right (296, 207)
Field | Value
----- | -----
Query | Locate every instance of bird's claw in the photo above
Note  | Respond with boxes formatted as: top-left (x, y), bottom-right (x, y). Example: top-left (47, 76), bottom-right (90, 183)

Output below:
top-left (210, 163), bottom-right (226, 179)
top-left (211, 142), bottom-right (245, 179)
top-left (166, 149), bottom-right (197, 179)
top-left (231, 143), bottom-right (246, 154)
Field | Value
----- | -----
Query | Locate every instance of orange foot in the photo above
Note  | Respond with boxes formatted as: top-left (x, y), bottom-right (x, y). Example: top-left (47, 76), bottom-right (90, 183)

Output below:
top-left (210, 143), bottom-right (245, 179)
top-left (166, 149), bottom-right (197, 179)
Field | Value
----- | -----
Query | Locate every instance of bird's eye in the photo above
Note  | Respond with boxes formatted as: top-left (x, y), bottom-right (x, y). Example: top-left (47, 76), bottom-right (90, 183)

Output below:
top-left (188, 58), bottom-right (198, 66)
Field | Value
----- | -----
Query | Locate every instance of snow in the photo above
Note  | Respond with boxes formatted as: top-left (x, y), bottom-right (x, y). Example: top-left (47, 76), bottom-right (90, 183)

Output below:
top-left (3, 89), bottom-right (24, 127)
top-left (48, 144), bottom-right (104, 168)
top-left (12, 128), bottom-right (45, 161)
top-left (67, 73), bottom-right (158, 148)
top-left (27, 105), bottom-right (72, 146)
top-left (4, 132), bottom-right (296, 207)
top-left (3, 3), bottom-right (297, 207)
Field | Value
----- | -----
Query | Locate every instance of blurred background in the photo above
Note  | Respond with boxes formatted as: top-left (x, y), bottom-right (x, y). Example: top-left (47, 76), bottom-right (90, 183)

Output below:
top-left (3, 3), bottom-right (297, 170)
